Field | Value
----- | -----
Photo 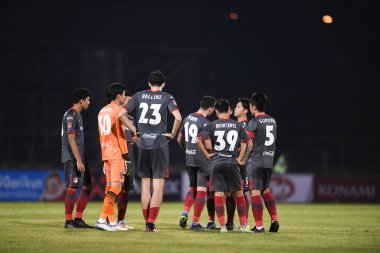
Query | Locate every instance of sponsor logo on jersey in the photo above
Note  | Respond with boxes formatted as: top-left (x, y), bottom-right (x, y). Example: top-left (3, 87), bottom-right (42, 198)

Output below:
top-left (217, 153), bottom-right (233, 158)
top-left (142, 133), bottom-right (157, 139)
top-left (66, 116), bottom-right (73, 120)
top-left (185, 149), bottom-right (196, 155)
top-left (258, 118), bottom-right (276, 124)
top-left (188, 115), bottom-right (198, 121)
top-left (263, 151), bottom-right (275, 156)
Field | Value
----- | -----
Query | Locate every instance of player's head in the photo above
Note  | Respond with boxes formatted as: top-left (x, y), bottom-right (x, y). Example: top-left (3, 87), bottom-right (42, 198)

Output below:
top-left (125, 90), bottom-right (133, 105)
top-left (234, 98), bottom-right (250, 118)
top-left (73, 88), bottom-right (91, 110)
top-left (215, 99), bottom-right (233, 118)
top-left (250, 92), bottom-right (268, 115)
top-left (107, 82), bottom-right (126, 105)
top-left (200, 96), bottom-right (216, 116)
top-left (148, 70), bottom-right (166, 88)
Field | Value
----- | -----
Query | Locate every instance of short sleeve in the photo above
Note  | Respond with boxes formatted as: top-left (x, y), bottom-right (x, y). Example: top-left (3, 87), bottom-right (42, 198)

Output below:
top-left (66, 112), bottom-right (76, 134)
top-left (198, 122), bottom-right (212, 140)
top-left (167, 94), bottom-right (178, 113)
top-left (124, 93), bottom-right (138, 113)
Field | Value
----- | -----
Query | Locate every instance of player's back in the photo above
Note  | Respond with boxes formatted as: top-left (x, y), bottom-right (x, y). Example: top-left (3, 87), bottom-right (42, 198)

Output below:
top-left (206, 118), bottom-right (249, 165)
top-left (181, 112), bottom-right (209, 167)
top-left (98, 103), bottom-right (127, 161)
top-left (247, 114), bottom-right (277, 168)
top-left (61, 108), bottom-right (84, 163)
top-left (124, 89), bottom-right (178, 149)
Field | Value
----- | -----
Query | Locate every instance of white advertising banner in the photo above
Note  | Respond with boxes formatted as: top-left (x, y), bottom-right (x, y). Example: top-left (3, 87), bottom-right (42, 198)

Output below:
top-left (270, 174), bottom-right (314, 203)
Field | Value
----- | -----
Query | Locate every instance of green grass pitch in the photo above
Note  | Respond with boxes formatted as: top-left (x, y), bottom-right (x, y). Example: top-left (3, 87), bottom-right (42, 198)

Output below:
top-left (0, 202), bottom-right (379, 253)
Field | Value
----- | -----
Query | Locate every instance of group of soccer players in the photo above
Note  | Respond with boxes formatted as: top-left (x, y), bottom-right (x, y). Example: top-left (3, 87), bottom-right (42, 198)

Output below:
top-left (61, 70), bottom-right (279, 233)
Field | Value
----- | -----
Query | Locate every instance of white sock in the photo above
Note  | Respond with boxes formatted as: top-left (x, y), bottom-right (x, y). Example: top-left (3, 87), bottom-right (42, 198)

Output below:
top-left (98, 218), bottom-right (106, 223)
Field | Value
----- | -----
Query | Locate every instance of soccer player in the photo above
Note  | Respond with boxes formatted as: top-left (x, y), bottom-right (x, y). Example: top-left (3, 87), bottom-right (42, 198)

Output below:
top-left (61, 88), bottom-right (93, 229)
top-left (225, 98), bottom-right (251, 230)
top-left (117, 91), bottom-right (138, 230)
top-left (120, 70), bottom-right (182, 232)
top-left (246, 92), bottom-right (279, 233)
top-left (177, 96), bottom-right (216, 230)
top-left (196, 99), bottom-right (253, 233)
top-left (95, 83), bottom-right (136, 231)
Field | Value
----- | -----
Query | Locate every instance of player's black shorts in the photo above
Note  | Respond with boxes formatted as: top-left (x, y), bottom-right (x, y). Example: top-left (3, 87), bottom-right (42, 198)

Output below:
top-left (63, 159), bottom-right (92, 188)
top-left (211, 163), bottom-right (242, 193)
top-left (186, 165), bottom-right (210, 188)
top-left (246, 162), bottom-right (273, 191)
top-left (122, 152), bottom-right (136, 191)
top-left (138, 146), bottom-right (169, 179)
top-left (239, 165), bottom-right (249, 192)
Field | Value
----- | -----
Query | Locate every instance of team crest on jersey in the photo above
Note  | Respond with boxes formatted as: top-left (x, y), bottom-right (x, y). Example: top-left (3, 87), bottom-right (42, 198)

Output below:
top-left (67, 122), bottom-right (72, 128)
top-left (73, 177), bottom-right (78, 184)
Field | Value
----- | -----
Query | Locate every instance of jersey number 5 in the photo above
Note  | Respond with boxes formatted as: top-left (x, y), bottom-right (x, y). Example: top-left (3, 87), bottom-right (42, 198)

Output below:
top-left (138, 103), bottom-right (161, 125)
top-left (265, 125), bottom-right (274, 146)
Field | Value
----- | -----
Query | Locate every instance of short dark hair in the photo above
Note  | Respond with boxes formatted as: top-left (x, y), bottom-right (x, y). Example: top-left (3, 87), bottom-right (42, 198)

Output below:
top-left (250, 92), bottom-right (268, 112)
top-left (215, 99), bottom-right (232, 113)
top-left (107, 82), bottom-right (126, 100)
top-left (125, 90), bottom-right (133, 97)
top-left (73, 88), bottom-right (91, 103)
top-left (200, 96), bottom-right (216, 110)
top-left (148, 70), bottom-right (166, 86)
top-left (237, 98), bottom-right (250, 113)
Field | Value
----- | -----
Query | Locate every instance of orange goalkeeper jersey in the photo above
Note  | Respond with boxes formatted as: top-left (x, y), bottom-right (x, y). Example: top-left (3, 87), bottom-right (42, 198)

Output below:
top-left (98, 102), bottom-right (128, 161)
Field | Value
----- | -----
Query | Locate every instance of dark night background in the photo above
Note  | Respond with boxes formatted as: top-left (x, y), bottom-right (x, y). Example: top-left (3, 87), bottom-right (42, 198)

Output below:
top-left (0, 0), bottom-right (379, 175)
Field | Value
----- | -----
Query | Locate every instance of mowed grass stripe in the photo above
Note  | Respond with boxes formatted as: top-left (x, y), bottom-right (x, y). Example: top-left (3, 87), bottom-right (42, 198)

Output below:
top-left (0, 203), bottom-right (379, 253)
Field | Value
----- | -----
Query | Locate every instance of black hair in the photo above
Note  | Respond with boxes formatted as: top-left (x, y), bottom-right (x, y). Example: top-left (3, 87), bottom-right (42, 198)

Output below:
top-left (148, 70), bottom-right (166, 86)
top-left (107, 82), bottom-right (126, 100)
top-left (250, 92), bottom-right (268, 112)
top-left (73, 88), bottom-right (91, 103)
top-left (125, 90), bottom-right (133, 97)
top-left (237, 97), bottom-right (250, 113)
top-left (200, 96), bottom-right (216, 110)
top-left (215, 99), bottom-right (232, 113)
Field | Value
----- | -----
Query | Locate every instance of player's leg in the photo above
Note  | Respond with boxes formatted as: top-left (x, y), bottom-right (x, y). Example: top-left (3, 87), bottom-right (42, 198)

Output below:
top-left (227, 164), bottom-right (248, 232)
top-left (206, 180), bottom-right (216, 229)
top-left (246, 162), bottom-right (265, 233)
top-left (145, 146), bottom-right (169, 232)
top-left (146, 178), bottom-right (164, 232)
top-left (179, 166), bottom-right (197, 228)
top-left (64, 160), bottom-right (78, 228)
top-left (141, 177), bottom-right (152, 223)
top-left (138, 148), bottom-right (152, 224)
top-left (95, 160), bottom-right (123, 231)
top-left (261, 168), bottom-right (279, 232)
top-left (190, 166), bottom-right (208, 230)
top-left (212, 164), bottom-right (227, 233)
top-left (225, 192), bottom-right (236, 230)
top-left (73, 160), bottom-right (93, 228)
top-left (241, 166), bottom-right (250, 223)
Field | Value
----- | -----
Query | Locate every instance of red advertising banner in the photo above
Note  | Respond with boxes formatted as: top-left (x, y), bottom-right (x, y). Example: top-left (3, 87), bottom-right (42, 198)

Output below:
top-left (314, 177), bottom-right (380, 203)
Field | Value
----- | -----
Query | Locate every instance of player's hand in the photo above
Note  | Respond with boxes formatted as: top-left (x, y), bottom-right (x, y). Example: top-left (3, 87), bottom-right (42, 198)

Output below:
top-left (206, 152), bottom-right (216, 160)
top-left (236, 158), bottom-right (246, 166)
top-left (102, 163), bottom-right (106, 174)
top-left (162, 132), bottom-right (175, 141)
top-left (122, 154), bottom-right (132, 176)
top-left (77, 160), bottom-right (85, 172)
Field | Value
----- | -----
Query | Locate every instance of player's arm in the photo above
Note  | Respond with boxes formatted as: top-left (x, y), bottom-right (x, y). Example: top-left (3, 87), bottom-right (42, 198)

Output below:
top-left (118, 108), bottom-right (137, 136)
top-left (68, 134), bottom-right (85, 172)
top-left (195, 137), bottom-right (215, 159)
top-left (238, 142), bottom-right (247, 162)
top-left (177, 131), bottom-right (186, 152)
top-left (237, 139), bottom-right (253, 166)
top-left (163, 109), bottom-right (182, 140)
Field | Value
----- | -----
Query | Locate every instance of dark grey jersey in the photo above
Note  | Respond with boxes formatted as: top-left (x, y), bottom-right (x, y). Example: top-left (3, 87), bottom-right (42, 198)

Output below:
top-left (199, 118), bottom-right (250, 165)
top-left (246, 114), bottom-right (277, 168)
top-left (124, 90), bottom-right (178, 149)
top-left (124, 115), bottom-right (136, 158)
top-left (179, 112), bottom-right (210, 167)
top-left (61, 108), bottom-right (85, 163)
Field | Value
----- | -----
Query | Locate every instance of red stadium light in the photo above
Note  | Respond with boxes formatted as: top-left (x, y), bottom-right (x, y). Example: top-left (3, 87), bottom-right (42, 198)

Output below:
top-left (230, 12), bottom-right (239, 21)
top-left (322, 15), bottom-right (333, 24)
